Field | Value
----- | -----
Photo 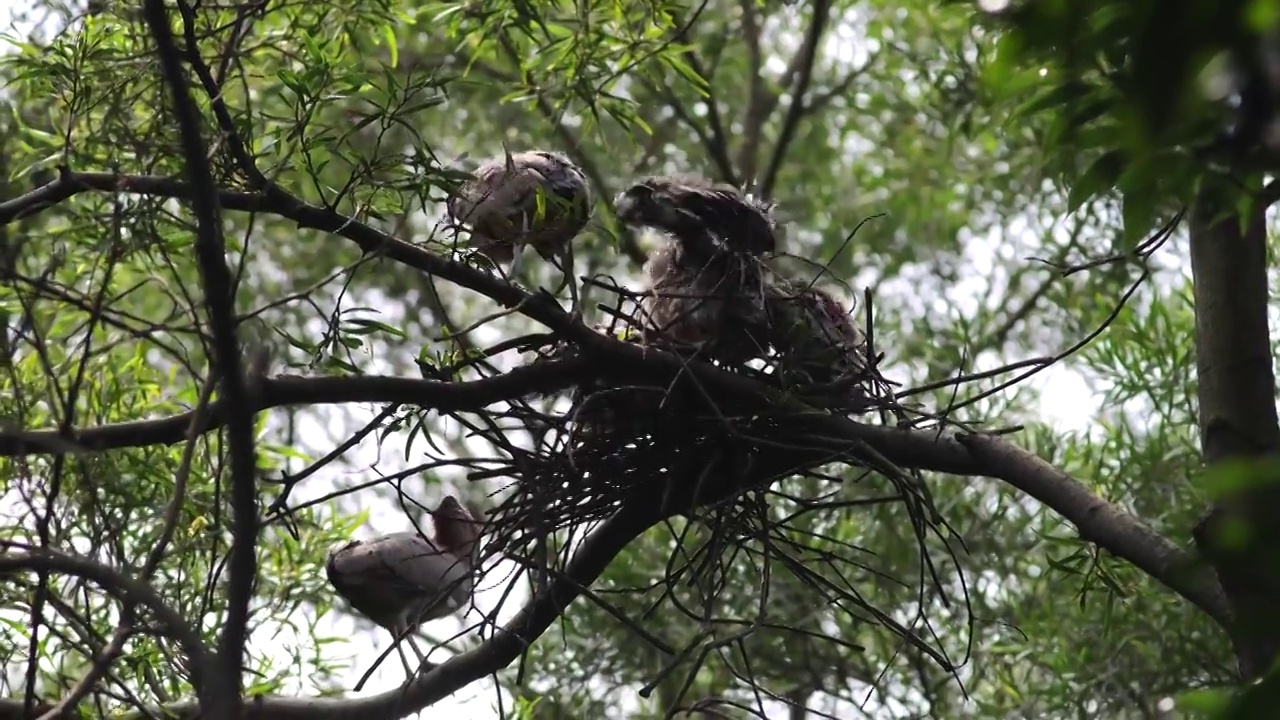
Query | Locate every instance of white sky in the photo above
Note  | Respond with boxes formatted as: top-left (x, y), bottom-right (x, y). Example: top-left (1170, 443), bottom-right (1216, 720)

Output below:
top-left (0, 3), bottom-right (1112, 718)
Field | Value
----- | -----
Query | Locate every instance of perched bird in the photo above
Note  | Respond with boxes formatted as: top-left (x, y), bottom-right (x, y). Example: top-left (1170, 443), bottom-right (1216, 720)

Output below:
top-left (614, 175), bottom-right (777, 256)
top-left (326, 495), bottom-right (482, 681)
top-left (617, 178), bottom-right (774, 357)
top-left (765, 279), bottom-right (871, 410)
top-left (446, 150), bottom-right (592, 307)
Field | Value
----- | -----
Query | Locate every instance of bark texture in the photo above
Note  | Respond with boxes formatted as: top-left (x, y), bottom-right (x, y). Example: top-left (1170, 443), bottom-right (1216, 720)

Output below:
top-left (1189, 182), bottom-right (1280, 679)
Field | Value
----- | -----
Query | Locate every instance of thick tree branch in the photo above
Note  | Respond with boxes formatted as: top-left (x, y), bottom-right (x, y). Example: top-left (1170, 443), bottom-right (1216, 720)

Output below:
top-left (1188, 182), bottom-right (1280, 678)
top-left (0, 161), bottom-right (1236, 705)
top-left (0, 348), bottom-right (1231, 632)
top-left (955, 433), bottom-right (1225, 624)
top-left (143, 1), bottom-right (259, 712)
top-left (0, 418), bottom-right (1228, 718)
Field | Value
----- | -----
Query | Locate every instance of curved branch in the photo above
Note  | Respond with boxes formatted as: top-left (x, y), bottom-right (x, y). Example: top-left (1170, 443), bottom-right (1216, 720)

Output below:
top-left (759, 0), bottom-right (833, 198)
top-left (0, 170), bottom-right (584, 337)
top-left (0, 314), bottom-right (1231, 629)
top-left (0, 357), bottom-right (591, 457)
top-left (0, 415), bottom-right (1226, 718)
top-left (0, 367), bottom-right (1232, 718)
top-left (0, 550), bottom-right (214, 701)
top-left (36, 506), bottom-right (659, 720)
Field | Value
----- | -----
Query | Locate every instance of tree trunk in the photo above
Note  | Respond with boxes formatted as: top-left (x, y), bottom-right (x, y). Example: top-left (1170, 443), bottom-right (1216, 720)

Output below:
top-left (1188, 182), bottom-right (1280, 678)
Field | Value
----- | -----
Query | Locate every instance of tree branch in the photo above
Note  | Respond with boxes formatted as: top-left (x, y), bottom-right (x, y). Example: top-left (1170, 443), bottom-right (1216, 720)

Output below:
top-left (735, 0), bottom-right (767, 182)
top-left (759, 0), bottom-right (833, 199)
top-left (143, 1), bottom-right (259, 712)
top-left (0, 170), bottom-right (586, 338)
top-left (0, 415), bottom-right (1228, 718)
top-left (1188, 181), bottom-right (1280, 678)
top-left (0, 342), bottom-right (1231, 632)
top-left (663, 8), bottom-right (738, 186)
top-left (3, 506), bottom-right (661, 720)
top-left (0, 550), bottom-right (214, 705)
top-left (0, 358), bottom-right (591, 457)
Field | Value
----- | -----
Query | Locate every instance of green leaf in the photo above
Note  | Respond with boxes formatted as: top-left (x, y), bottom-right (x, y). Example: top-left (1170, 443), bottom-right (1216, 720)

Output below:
top-left (1066, 150), bottom-right (1123, 213)
top-left (1017, 80), bottom-right (1089, 119)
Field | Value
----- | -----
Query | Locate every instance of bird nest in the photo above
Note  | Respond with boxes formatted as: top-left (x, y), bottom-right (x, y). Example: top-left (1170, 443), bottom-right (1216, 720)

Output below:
top-left (431, 166), bottom-right (963, 706)
top-left (477, 277), bottom-right (932, 548)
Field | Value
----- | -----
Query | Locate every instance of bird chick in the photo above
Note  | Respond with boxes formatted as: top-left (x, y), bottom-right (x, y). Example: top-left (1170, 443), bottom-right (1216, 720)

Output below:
top-left (766, 280), bottom-right (870, 410)
top-left (326, 495), bottom-right (482, 681)
top-left (615, 176), bottom-right (777, 355)
top-left (634, 238), bottom-right (769, 361)
top-left (614, 175), bottom-right (777, 256)
top-left (446, 150), bottom-right (592, 308)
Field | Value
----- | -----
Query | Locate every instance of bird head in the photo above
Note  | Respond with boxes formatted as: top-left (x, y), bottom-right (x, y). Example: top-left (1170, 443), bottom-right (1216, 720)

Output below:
top-left (616, 176), bottom-right (778, 255)
top-left (432, 495), bottom-right (483, 563)
top-left (614, 179), bottom-right (684, 231)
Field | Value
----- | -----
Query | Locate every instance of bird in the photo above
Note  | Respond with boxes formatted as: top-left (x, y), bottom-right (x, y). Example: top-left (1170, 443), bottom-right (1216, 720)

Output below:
top-left (325, 495), bottom-right (482, 681)
top-left (616, 178), bottom-right (775, 358)
top-left (613, 174), bottom-right (777, 256)
top-left (765, 279), bottom-right (871, 410)
top-left (446, 150), bottom-right (593, 309)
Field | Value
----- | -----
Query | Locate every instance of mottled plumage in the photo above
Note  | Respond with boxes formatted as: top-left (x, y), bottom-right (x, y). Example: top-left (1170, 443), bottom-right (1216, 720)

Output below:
top-left (446, 150), bottom-right (592, 275)
top-left (615, 176), bottom-right (777, 355)
top-left (766, 279), bottom-right (870, 409)
top-left (326, 495), bottom-right (482, 680)
top-left (615, 175), bottom-right (777, 255)
top-left (635, 240), bottom-right (769, 359)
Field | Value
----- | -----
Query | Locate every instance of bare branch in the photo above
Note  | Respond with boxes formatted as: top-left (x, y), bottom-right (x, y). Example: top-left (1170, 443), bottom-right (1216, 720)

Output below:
top-left (954, 433), bottom-right (1227, 625)
top-left (0, 170), bottom-right (587, 337)
top-left (760, 0), bottom-right (834, 198)
top-left (36, 376), bottom-right (219, 719)
top-left (736, 0), bottom-right (767, 182)
top-left (663, 8), bottom-right (739, 186)
top-left (0, 343), bottom-right (1231, 636)
top-left (0, 508), bottom-right (661, 720)
top-left (0, 550), bottom-right (214, 703)
top-left (0, 360), bottom-right (590, 457)
top-left (142, 0), bottom-right (259, 712)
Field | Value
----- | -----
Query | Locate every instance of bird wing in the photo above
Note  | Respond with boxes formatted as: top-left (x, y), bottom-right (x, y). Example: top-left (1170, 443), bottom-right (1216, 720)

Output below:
top-left (455, 153), bottom-right (589, 233)
top-left (328, 532), bottom-right (474, 625)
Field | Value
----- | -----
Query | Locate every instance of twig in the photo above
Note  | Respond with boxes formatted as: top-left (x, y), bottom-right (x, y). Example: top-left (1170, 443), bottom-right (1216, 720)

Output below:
top-left (37, 374), bottom-right (219, 719)
top-left (759, 0), bottom-right (834, 198)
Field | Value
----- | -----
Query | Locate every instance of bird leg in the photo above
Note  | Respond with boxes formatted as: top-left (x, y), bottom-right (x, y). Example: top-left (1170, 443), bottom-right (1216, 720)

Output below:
top-left (546, 242), bottom-right (580, 323)
top-left (391, 620), bottom-right (432, 681)
top-left (404, 631), bottom-right (428, 674)
top-left (560, 240), bottom-right (581, 319)
top-left (508, 242), bottom-right (528, 283)
top-left (390, 623), bottom-right (416, 685)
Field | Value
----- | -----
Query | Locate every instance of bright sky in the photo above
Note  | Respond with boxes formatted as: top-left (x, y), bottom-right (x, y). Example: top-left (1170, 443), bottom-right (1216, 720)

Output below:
top-left (0, 3), bottom-right (1112, 718)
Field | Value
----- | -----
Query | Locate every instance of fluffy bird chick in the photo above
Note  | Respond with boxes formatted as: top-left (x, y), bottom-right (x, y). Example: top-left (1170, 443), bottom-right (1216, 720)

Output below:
top-left (616, 177), bottom-right (776, 356)
top-left (326, 495), bottom-right (482, 682)
top-left (446, 150), bottom-right (592, 295)
top-left (634, 238), bottom-right (768, 360)
top-left (614, 175), bottom-right (777, 256)
top-left (767, 280), bottom-right (870, 410)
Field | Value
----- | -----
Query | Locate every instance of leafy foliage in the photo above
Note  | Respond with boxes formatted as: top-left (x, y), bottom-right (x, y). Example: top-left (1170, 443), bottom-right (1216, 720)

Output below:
top-left (0, 0), bottom-right (1276, 718)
